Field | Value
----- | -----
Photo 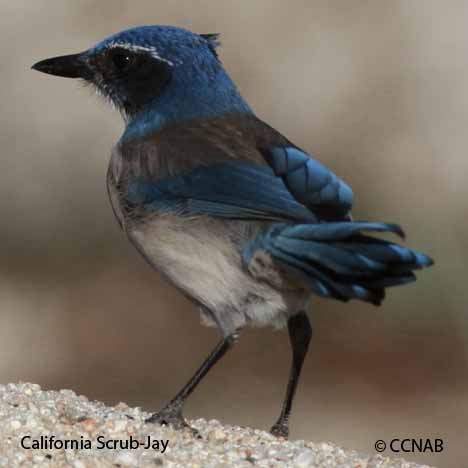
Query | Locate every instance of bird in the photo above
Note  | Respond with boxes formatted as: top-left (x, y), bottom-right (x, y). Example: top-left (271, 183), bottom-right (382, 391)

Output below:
top-left (32, 25), bottom-right (433, 438)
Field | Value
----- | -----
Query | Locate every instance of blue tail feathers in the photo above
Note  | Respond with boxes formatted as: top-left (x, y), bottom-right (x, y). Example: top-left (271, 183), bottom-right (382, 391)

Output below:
top-left (243, 221), bottom-right (433, 305)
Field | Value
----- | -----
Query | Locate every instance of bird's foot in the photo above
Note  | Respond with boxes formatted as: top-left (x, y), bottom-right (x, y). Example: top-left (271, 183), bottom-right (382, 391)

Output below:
top-left (146, 402), bottom-right (198, 436)
top-left (270, 420), bottom-right (289, 439)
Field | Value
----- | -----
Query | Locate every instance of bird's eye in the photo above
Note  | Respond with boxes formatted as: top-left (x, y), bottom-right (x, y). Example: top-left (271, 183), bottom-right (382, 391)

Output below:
top-left (111, 52), bottom-right (134, 71)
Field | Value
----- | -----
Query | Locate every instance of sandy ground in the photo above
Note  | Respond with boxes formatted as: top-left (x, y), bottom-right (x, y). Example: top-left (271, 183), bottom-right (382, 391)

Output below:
top-left (0, 383), bottom-right (435, 468)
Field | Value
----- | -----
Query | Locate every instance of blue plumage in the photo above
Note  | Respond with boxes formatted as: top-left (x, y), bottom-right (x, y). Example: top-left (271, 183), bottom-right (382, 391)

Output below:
top-left (126, 161), bottom-right (316, 222)
top-left (243, 222), bottom-right (432, 305)
top-left (261, 146), bottom-right (353, 220)
top-left (90, 26), bottom-right (251, 140)
top-left (32, 25), bottom-right (433, 437)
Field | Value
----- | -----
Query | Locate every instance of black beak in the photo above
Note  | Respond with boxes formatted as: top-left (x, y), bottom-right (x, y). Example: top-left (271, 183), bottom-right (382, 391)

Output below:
top-left (31, 53), bottom-right (90, 79)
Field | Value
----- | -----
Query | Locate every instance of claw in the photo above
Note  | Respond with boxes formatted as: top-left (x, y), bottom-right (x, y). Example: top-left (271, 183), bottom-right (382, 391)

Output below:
top-left (270, 421), bottom-right (289, 439)
top-left (146, 404), bottom-right (198, 436)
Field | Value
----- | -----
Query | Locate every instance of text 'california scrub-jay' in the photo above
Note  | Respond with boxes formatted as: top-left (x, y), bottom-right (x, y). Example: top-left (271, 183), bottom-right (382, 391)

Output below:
top-left (32, 26), bottom-right (433, 437)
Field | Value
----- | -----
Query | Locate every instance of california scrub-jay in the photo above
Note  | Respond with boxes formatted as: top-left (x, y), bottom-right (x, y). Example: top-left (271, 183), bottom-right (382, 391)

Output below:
top-left (32, 26), bottom-right (433, 437)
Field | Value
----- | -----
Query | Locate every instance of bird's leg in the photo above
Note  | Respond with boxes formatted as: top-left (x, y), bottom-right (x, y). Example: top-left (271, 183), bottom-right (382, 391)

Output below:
top-left (146, 332), bottom-right (239, 431)
top-left (270, 311), bottom-right (312, 438)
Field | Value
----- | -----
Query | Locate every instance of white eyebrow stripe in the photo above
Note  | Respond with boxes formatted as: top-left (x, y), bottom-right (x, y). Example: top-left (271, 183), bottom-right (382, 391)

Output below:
top-left (106, 42), bottom-right (174, 66)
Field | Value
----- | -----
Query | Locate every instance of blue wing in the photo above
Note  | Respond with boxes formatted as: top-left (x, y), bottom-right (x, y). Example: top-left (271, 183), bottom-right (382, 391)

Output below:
top-left (125, 145), bottom-right (353, 222)
top-left (260, 146), bottom-right (353, 220)
top-left (125, 161), bottom-right (317, 222)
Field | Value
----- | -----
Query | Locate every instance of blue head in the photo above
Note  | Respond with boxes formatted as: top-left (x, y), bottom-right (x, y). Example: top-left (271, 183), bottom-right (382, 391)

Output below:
top-left (32, 26), bottom-right (251, 139)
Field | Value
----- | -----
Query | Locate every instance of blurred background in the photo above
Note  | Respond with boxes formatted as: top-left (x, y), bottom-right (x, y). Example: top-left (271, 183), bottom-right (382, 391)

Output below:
top-left (1, 1), bottom-right (466, 466)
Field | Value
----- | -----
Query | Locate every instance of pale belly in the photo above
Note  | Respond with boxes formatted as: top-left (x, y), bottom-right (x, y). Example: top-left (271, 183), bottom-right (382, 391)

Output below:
top-left (127, 212), bottom-right (305, 335)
